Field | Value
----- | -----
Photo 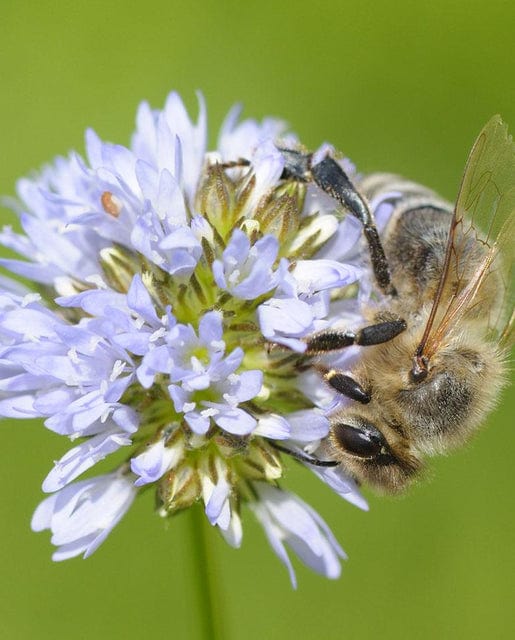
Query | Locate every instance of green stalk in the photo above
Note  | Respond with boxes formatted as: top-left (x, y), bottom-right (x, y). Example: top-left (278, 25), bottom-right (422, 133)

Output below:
top-left (189, 505), bottom-right (226, 640)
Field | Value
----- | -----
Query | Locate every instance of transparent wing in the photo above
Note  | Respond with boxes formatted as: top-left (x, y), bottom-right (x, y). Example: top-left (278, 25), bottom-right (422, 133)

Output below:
top-left (417, 116), bottom-right (515, 362)
top-left (499, 308), bottom-right (514, 350)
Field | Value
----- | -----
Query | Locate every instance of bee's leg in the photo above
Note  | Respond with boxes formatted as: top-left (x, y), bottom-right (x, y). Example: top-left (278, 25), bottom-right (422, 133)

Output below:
top-left (309, 156), bottom-right (395, 296)
top-left (306, 318), bottom-right (407, 353)
top-left (316, 367), bottom-right (371, 404)
top-left (278, 147), bottom-right (395, 296)
top-left (307, 319), bottom-right (406, 404)
top-left (278, 147), bottom-right (311, 181)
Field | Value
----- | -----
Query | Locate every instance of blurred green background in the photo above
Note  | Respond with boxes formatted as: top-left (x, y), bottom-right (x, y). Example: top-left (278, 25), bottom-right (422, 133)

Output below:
top-left (1, 2), bottom-right (514, 639)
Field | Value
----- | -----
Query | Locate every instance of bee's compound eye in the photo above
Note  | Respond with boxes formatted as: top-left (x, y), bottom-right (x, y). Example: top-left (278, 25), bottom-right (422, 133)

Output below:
top-left (332, 422), bottom-right (384, 458)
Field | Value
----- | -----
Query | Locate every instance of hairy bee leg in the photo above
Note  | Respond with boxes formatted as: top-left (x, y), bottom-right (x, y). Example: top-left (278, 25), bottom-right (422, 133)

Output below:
top-left (278, 148), bottom-right (395, 296)
top-left (309, 156), bottom-right (395, 296)
top-left (307, 319), bottom-right (407, 353)
top-left (318, 368), bottom-right (371, 404)
top-left (310, 319), bottom-right (406, 403)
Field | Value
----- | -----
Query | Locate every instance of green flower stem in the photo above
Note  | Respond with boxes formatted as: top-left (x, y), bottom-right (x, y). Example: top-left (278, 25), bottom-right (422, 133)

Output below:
top-left (189, 505), bottom-right (226, 640)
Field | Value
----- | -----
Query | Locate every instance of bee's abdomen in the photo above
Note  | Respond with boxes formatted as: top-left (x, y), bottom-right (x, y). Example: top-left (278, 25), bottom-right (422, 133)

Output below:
top-left (384, 206), bottom-right (452, 300)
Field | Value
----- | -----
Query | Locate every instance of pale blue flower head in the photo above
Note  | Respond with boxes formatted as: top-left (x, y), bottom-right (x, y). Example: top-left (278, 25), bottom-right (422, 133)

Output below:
top-left (0, 91), bottom-right (376, 586)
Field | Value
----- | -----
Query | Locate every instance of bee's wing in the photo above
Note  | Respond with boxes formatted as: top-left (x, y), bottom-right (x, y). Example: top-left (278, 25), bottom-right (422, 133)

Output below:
top-left (458, 115), bottom-right (515, 243)
top-left (499, 308), bottom-right (514, 350)
top-left (418, 116), bottom-right (515, 361)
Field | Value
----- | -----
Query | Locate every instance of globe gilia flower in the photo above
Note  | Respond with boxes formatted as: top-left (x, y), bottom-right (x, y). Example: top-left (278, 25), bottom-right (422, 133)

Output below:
top-left (0, 92), bottom-right (377, 587)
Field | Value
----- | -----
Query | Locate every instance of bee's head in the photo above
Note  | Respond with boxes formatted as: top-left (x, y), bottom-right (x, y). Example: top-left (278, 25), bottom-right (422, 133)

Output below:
top-left (329, 416), bottom-right (423, 494)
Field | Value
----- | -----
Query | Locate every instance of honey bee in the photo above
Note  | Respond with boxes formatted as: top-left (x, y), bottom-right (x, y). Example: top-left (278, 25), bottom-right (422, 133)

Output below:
top-left (279, 116), bottom-right (514, 492)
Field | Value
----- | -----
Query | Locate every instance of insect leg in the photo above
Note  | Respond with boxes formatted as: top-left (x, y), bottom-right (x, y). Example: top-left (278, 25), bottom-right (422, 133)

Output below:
top-left (229, 147), bottom-right (396, 294)
top-left (309, 156), bottom-right (395, 295)
top-left (278, 147), bottom-right (311, 181)
top-left (278, 147), bottom-right (395, 294)
top-left (317, 367), bottom-right (371, 404)
top-left (306, 319), bottom-right (407, 353)
top-left (308, 320), bottom-right (405, 403)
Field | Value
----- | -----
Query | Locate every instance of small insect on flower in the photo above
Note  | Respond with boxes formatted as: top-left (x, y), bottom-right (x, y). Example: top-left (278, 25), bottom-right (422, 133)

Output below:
top-left (0, 92), bottom-right (512, 586)
top-left (278, 116), bottom-right (514, 493)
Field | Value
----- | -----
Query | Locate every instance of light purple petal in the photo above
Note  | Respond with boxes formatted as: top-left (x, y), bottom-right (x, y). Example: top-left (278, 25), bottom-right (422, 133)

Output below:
top-left (250, 502), bottom-right (297, 588)
top-left (310, 465), bottom-right (369, 511)
top-left (286, 409), bottom-right (330, 442)
top-left (254, 414), bottom-right (291, 440)
top-left (198, 311), bottom-right (224, 345)
top-left (213, 407), bottom-right (256, 435)
top-left (127, 275), bottom-right (159, 324)
top-left (131, 438), bottom-right (183, 486)
top-left (258, 298), bottom-right (314, 338)
top-left (208, 348), bottom-right (243, 379)
top-left (31, 474), bottom-right (137, 560)
top-left (202, 466), bottom-right (232, 528)
top-left (218, 510), bottom-right (243, 549)
top-left (252, 484), bottom-right (346, 584)
top-left (223, 369), bottom-right (263, 403)
top-left (42, 429), bottom-right (132, 492)
top-left (292, 259), bottom-right (361, 294)
top-left (184, 410), bottom-right (211, 435)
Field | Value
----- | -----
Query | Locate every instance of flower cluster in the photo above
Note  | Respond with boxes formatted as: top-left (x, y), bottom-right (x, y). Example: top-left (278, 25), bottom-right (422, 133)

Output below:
top-left (0, 92), bottom-right (378, 586)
